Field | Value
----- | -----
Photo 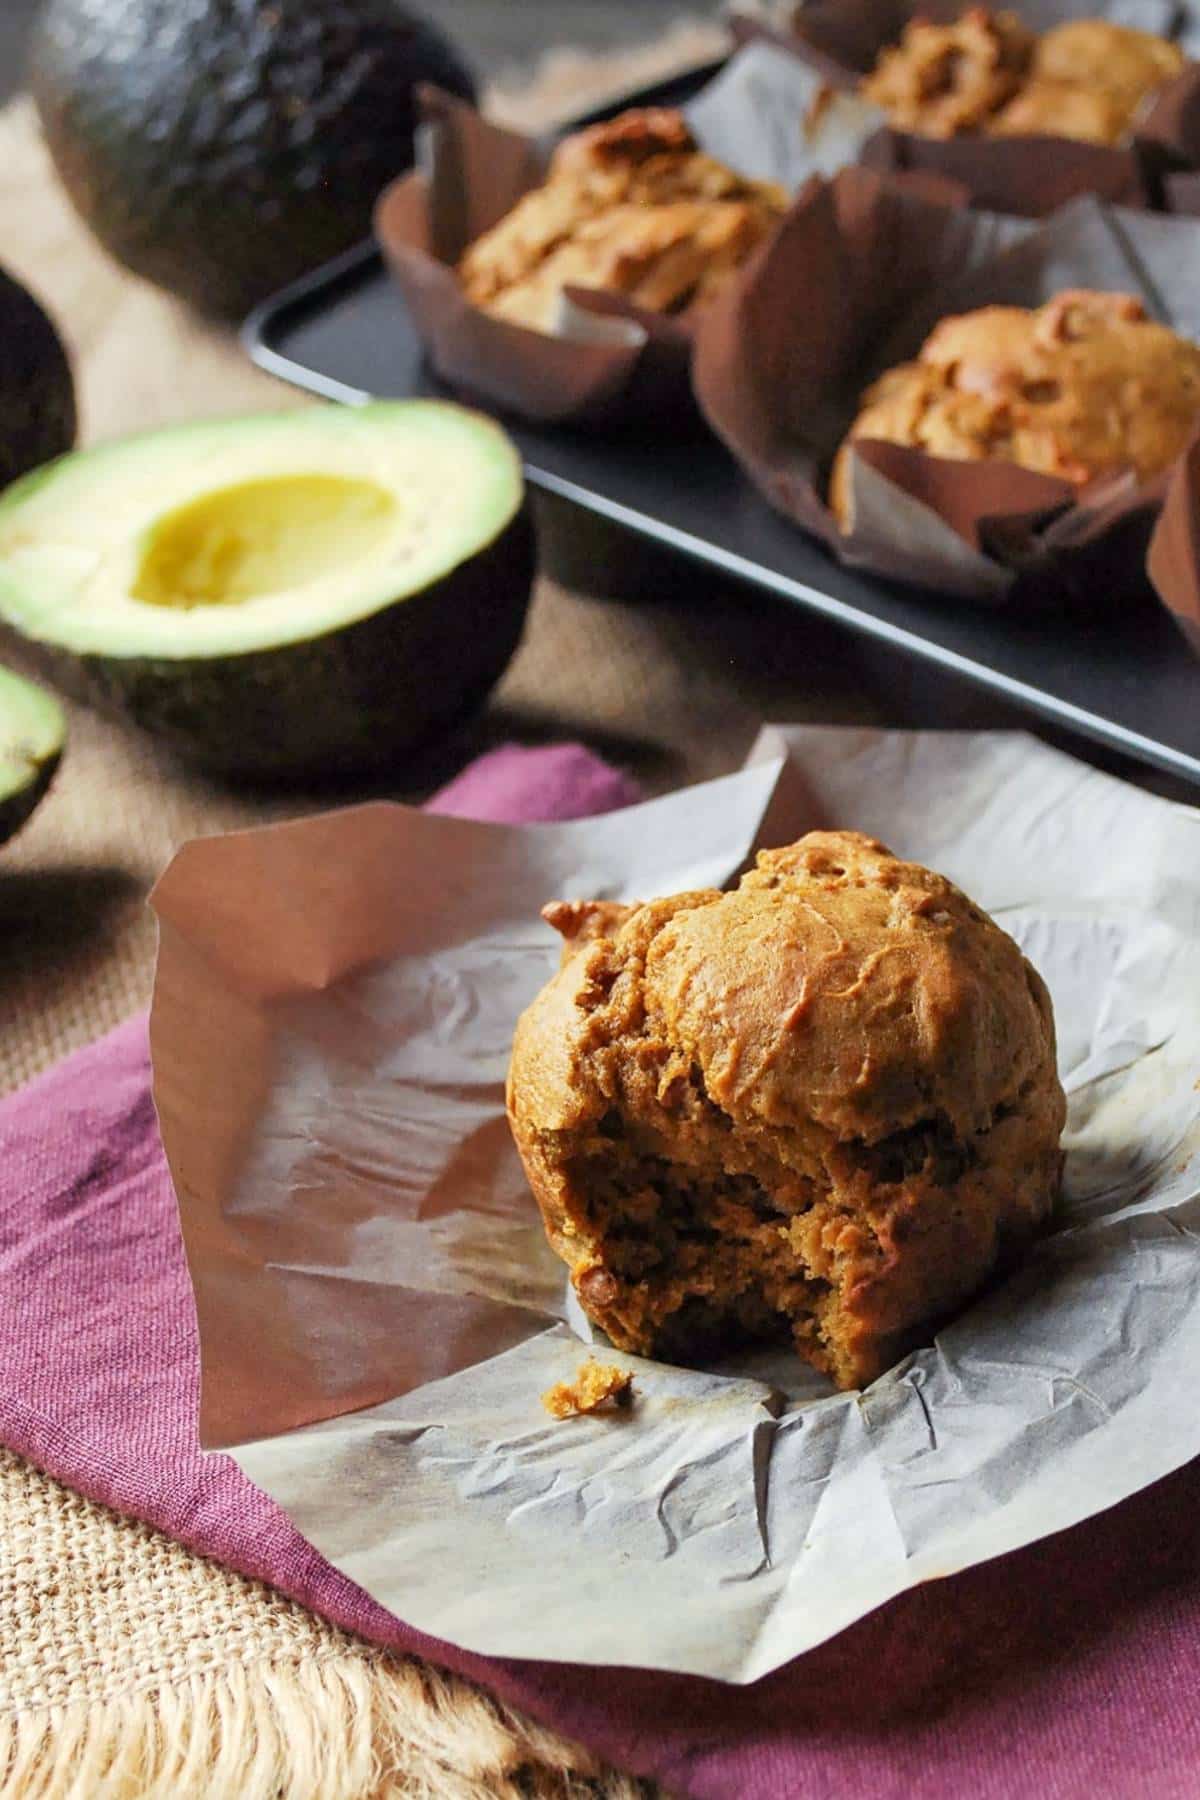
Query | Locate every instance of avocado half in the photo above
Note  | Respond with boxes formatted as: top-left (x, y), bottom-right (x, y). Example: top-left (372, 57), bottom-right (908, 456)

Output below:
top-left (0, 667), bottom-right (66, 846)
top-left (1, 264), bottom-right (76, 492)
top-left (0, 403), bottom-right (534, 782)
top-left (30, 0), bottom-right (475, 318)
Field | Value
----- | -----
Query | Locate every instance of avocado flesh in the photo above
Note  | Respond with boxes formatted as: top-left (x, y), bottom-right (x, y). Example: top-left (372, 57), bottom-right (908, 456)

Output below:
top-left (0, 402), bottom-right (533, 781)
top-left (0, 667), bottom-right (65, 845)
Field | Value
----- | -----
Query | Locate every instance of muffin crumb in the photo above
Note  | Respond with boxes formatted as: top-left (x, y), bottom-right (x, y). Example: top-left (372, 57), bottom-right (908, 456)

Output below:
top-left (542, 1358), bottom-right (634, 1419)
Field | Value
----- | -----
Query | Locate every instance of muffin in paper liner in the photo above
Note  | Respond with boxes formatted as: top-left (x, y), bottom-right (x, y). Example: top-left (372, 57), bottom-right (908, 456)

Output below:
top-left (372, 62), bottom-right (969, 430)
top-left (374, 85), bottom-right (747, 429)
top-left (691, 164), bottom-right (1200, 606)
top-left (731, 0), bottom-right (1200, 215)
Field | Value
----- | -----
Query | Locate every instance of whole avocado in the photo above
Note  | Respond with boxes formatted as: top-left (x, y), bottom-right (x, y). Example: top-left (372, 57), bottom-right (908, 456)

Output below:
top-left (0, 266), bottom-right (76, 490)
top-left (30, 0), bottom-right (476, 318)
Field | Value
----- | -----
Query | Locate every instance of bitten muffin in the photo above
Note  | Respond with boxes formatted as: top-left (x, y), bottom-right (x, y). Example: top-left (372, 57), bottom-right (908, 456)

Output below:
top-left (507, 831), bottom-right (1065, 1391)
top-left (861, 9), bottom-right (1184, 144)
top-left (830, 289), bottom-right (1200, 527)
top-left (458, 108), bottom-right (786, 334)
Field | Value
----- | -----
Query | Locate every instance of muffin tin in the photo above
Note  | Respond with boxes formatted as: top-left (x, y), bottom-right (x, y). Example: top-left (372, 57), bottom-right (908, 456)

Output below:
top-left (243, 63), bottom-right (1200, 788)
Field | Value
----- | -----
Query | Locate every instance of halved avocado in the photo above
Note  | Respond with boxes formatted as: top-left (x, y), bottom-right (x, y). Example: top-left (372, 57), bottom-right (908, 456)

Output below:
top-left (0, 667), bottom-right (65, 845)
top-left (0, 403), bottom-right (534, 782)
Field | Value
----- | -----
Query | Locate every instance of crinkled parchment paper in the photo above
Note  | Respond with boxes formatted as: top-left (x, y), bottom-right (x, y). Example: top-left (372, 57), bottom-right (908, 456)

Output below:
top-left (152, 729), bottom-right (1200, 1682)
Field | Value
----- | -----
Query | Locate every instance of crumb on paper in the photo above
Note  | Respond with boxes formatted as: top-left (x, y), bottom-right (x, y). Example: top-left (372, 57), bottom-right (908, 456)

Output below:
top-left (542, 1358), bottom-right (634, 1420)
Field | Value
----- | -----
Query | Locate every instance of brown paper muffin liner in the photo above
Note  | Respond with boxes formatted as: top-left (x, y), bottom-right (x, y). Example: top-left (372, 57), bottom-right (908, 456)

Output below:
top-left (1148, 438), bottom-right (1200, 654)
top-left (374, 86), bottom-right (699, 429)
top-left (730, 2), bottom-right (1200, 215)
top-left (691, 164), bottom-right (1200, 606)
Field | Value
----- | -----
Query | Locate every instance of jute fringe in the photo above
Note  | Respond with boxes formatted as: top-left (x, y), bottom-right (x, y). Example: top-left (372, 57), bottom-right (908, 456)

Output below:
top-left (2, 1446), bottom-right (658, 1796)
top-left (0, 1650), bottom-right (651, 1800)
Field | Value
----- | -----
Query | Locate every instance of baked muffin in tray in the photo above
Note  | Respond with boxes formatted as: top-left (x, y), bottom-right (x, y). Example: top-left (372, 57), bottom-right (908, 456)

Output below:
top-left (831, 289), bottom-right (1200, 525)
top-left (458, 108), bottom-right (787, 335)
top-left (861, 9), bottom-right (1185, 144)
top-left (861, 8), bottom-right (1036, 138)
top-left (508, 831), bottom-right (1065, 1391)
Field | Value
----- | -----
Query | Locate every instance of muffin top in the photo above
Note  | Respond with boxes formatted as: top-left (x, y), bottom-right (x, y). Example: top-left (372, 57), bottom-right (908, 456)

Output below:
top-left (458, 108), bottom-right (786, 334)
top-left (861, 9), bottom-right (1184, 144)
top-left (862, 9), bottom-right (1035, 138)
top-left (516, 830), bottom-right (1060, 1151)
top-left (831, 290), bottom-right (1200, 523)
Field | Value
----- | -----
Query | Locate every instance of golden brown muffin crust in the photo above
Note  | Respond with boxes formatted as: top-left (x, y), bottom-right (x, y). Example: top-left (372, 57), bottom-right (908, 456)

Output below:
top-left (831, 290), bottom-right (1200, 526)
top-left (508, 831), bottom-right (1066, 1391)
top-left (1032, 19), bottom-right (1184, 106)
top-left (862, 9), bottom-right (1035, 139)
top-left (987, 76), bottom-right (1131, 142)
top-left (862, 8), bottom-right (1184, 144)
top-left (457, 108), bottom-right (786, 334)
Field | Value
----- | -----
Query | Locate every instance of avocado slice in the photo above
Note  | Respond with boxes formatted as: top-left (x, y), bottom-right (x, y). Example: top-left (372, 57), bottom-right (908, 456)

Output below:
top-left (0, 264), bottom-right (76, 492)
top-left (0, 667), bottom-right (65, 846)
top-left (0, 403), bottom-right (534, 782)
top-left (30, 0), bottom-right (475, 318)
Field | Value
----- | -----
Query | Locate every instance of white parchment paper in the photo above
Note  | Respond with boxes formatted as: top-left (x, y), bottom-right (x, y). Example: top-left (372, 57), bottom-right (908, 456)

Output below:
top-left (685, 42), bottom-right (884, 189)
top-left (160, 727), bottom-right (1200, 1683)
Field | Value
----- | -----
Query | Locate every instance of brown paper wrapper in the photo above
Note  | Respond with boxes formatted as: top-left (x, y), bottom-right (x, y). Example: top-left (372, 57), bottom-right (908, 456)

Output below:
top-left (374, 86), bottom-right (698, 429)
top-left (1147, 437), bottom-right (1200, 654)
top-left (691, 164), bottom-right (1198, 605)
top-left (729, 2), bottom-right (1200, 214)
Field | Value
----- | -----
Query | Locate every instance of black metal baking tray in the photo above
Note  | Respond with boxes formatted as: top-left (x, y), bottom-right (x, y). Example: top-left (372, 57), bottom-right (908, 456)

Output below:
top-left (243, 65), bottom-right (1200, 788)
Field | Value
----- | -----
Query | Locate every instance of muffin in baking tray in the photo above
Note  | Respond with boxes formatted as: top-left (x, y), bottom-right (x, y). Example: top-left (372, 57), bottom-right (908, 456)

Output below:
top-left (830, 290), bottom-right (1200, 526)
top-left (507, 831), bottom-right (1065, 1391)
top-left (458, 108), bottom-right (787, 334)
top-left (861, 9), bottom-right (1185, 143)
top-left (861, 9), bottom-right (1036, 138)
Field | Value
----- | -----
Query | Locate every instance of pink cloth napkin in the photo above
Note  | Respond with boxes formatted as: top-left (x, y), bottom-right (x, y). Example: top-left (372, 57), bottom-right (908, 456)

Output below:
top-left (3, 740), bottom-right (1199, 1800)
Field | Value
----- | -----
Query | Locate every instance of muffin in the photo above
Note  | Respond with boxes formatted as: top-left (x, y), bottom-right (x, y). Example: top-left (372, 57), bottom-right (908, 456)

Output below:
top-left (861, 9), bottom-right (1035, 139)
top-left (458, 108), bottom-right (787, 334)
top-left (507, 831), bottom-right (1065, 1391)
top-left (830, 290), bottom-right (1200, 527)
top-left (861, 9), bottom-right (1184, 144)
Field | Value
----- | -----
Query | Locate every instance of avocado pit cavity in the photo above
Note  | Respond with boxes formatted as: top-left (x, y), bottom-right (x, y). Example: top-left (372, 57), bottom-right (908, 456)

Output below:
top-left (134, 475), bottom-right (400, 609)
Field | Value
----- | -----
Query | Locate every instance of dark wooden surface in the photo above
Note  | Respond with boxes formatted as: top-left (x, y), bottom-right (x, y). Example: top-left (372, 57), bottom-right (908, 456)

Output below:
top-left (0, 3), bottom-right (723, 105)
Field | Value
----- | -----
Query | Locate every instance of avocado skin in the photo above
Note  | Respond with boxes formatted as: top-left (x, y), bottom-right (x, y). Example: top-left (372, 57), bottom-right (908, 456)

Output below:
top-left (0, 267), bottom-right (76, 493)
top-left (30, 0), bottom-right (475, 319)
top-left (18, 504), bottom-right (535, 784)
top-left (0, 749), bottom-right (62, 847)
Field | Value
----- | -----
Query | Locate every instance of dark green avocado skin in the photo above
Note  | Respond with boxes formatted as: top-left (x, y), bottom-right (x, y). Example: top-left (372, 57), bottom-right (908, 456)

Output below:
top-left (19, 504), bottom-right (535, 784)
top-left (0, 750), bottom-right (61, 847)
top-left (30, 0), bottom-right (475, 318)
top-left (0, 267), bottom-right (76, 493)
